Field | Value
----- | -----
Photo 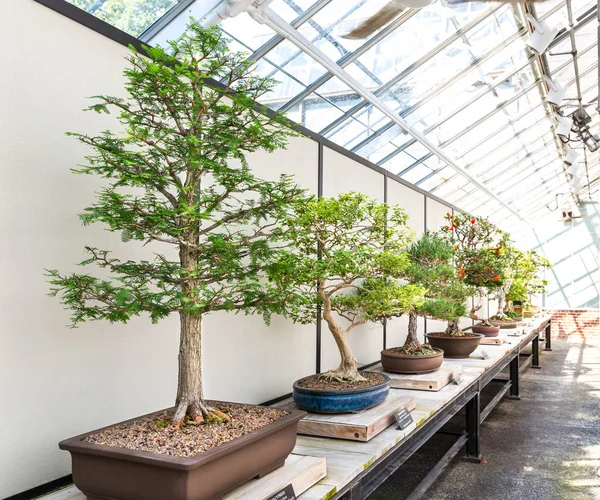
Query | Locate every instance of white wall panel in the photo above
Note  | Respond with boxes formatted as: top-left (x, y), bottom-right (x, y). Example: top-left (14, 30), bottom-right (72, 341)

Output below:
top-left (426, 197), bottom-right (451, 232)
top-left (387, 181), bottom-right (426, 237)
top-left (320, 147), bottom-right (385, 372)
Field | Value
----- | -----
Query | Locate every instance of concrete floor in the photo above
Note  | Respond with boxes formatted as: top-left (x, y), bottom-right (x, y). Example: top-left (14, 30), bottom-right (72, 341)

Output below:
top-left (371, 337), bottom-right (600, 500)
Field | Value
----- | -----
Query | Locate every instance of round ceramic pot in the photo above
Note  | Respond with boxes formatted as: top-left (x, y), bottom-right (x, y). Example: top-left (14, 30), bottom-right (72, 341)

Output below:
top-left (380, 347), bottom-right (444, 374)
top-left (489, 319), bottom-right (519, 329)
top-left (425, 333), bottom-right (483, 359)
top-left (472, 324), bottom-right (500, 337)
top-left (292, 372), bottom-right (390, 414)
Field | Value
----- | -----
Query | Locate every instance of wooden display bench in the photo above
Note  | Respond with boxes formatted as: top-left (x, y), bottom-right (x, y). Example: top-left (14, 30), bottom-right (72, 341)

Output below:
top-left (277, 391), bottom-right (416, 442)
top-left (371, 363), bottom-right (462, 391)
top-left (40, 453), bottom-right (327, 500)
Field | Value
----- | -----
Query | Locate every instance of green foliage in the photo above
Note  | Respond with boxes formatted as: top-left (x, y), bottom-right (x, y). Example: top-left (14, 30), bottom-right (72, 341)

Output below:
top-left (47, 23), bottom-right (305, 327)
top-left (268, 192), bottom-right (420, 328)
top-left (507, 250), bottom-right (551, 302)
top-left (68, 0), bottom-right (177, 36)
top-left (403, 232), bottom-right (469, 322)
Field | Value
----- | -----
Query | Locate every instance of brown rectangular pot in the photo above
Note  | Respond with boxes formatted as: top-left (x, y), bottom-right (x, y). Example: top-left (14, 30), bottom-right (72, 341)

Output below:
top-left (59, 405), bottom-right (306, 500)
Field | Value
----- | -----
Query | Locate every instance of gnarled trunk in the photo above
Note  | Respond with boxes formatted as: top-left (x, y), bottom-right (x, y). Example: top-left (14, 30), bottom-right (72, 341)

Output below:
top-left (403, 312), bottom-right (420, 350)
top-left (470, 287), bottom-right (487, 323)
top-left (445, 320), bottom-right (463, 337)
top-left (320, 289), bottom-right (366, 382)
top-left (496, 279), bottom-right (513, 317)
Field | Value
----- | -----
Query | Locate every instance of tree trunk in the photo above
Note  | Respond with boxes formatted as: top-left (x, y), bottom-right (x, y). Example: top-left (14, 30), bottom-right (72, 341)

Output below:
top-left (403, 312), bottom-right (420, 350)
top-left (445, 320), bottom-right (463, 337)
top-left (320, 290), bottom-right (366, 382)
top-left (496, 279), bottom-right (513, 317)
top-left (172, 245), bottom-right (229, 427)
top-left (470, 287), bottom-right (486, 322)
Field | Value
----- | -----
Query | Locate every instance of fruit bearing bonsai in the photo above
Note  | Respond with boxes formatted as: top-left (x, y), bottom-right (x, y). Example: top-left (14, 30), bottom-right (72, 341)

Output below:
top-left (47, 24), bottom-right (305, 427)
top-left (270, 192), bottom-right (419, 384)
top-left (442, 212), bottom-right (503, 328)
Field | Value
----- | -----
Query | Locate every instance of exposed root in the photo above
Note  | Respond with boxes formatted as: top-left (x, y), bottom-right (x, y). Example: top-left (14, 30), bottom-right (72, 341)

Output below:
top-left (396, 344), bottom-right (438, 356)
top-left (319, 369), bottom-right (368, 384)
top-left (172, 400), bottom-right (231, 428)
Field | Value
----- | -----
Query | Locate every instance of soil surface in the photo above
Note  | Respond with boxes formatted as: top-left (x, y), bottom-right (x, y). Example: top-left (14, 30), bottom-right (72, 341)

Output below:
top-left (297, 371), bottom-right (386, 391)
top-left (427, 332), bottom-right (481, 338)
top-left (383, 346), bottom-right (440, 357)
top-left (84, 402), bottom-right (288, 457)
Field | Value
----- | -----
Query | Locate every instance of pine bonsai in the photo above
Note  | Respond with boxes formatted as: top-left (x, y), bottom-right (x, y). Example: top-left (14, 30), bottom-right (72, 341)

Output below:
top-left (46, 24), bottom-right (306, 427)
top-left (268, 192), bottom-right (422, 383)
top-left (390, 232), bottom-right (466, 353)
top-left (442, 213), bottom-right (503, 327)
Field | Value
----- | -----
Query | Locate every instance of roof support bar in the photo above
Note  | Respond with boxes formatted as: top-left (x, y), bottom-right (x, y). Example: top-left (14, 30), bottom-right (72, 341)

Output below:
top-left (250, 5), bottom-right (526, 221)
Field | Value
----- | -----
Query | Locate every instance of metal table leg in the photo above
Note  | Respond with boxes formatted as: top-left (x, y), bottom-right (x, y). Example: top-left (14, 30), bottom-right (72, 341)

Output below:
top-left (507, 355), bottom-right (520, 400)
top-left (544, 323), bottom-right (552, 351)
top-left (532, 334), bottom-right (541, 369)
top-left (464, 393), bottom-right (482, 463)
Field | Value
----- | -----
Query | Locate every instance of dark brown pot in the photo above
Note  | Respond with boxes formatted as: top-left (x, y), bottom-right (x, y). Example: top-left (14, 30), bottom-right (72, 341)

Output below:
top-left (472, 324), bottom-right (500, 337)
top-left (59, 405), bottom-right (306, 500)
top-left (380, 347), bottom-right (444, 374)
top-left (425, 333), bottom-right (483, 359)
top-left (489, 319), bottom-right (519, 329)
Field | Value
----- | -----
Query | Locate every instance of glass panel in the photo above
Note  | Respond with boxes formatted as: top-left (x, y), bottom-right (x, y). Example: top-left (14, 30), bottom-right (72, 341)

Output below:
top-left (66, 0), bottom-right (178, 36)
top-left (221, 13), bottom-right (277, 51)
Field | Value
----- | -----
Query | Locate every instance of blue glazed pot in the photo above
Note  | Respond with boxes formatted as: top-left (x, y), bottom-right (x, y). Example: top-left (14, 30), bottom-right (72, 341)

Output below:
top-left (292, 372), bottom-right (391, 414)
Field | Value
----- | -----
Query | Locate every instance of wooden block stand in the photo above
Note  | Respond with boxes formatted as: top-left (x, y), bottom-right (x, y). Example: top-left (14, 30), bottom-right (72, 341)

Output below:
top-left (371, 363), bottom-right (462, 391)
top-left (480, 334), bottom-right (507, 345)
top-left (277, 392), bottom-right (416, 442)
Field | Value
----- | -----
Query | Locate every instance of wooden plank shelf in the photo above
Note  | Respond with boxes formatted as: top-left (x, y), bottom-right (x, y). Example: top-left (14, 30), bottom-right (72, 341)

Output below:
top-left (371, 363), bottom-right (463, 391)
top-left (277, 391), bottom-right (416, 442)
top-left (41, 454), bottom-right (326, 500)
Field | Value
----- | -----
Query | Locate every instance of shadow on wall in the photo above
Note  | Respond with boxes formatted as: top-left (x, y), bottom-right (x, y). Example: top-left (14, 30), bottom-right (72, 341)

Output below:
top-left (519, 201), bottom-right (600, 310)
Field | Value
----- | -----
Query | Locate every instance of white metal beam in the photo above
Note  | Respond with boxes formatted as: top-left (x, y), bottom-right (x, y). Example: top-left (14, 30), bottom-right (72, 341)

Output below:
top-left (248, 4), bottom-right (527, 222)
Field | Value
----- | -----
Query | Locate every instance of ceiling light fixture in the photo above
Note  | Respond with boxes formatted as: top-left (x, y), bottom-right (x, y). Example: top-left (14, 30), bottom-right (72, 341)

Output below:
top-left (526, 14), bottom-right (561, 56)
top-left (556, 115), bottom-right (573, 140)
top-left (545, 76), bottom-right (567, 106)
top-left (563, 147), bottom-right (578, 165)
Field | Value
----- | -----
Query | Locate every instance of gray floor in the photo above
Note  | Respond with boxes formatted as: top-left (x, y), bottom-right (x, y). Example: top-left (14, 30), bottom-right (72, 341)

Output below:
top-left (371, 337), bottom-right (600, 500)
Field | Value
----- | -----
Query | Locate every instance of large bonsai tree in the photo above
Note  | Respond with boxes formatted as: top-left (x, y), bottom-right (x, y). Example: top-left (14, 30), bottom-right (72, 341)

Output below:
top-left (442, 213), bottom-right (503, 326)
top-left (268, 192), bottom-right (422, 383)
top-left (46, 24), bottom-right (306, 427)
top-left (491, 236), bottom-right (522, 319)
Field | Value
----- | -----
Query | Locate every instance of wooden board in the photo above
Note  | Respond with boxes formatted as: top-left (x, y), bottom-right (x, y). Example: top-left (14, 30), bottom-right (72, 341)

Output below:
top-left (480, 334), bottom-right (507, 345)
top-left (371, 363), bottom-right (462, 391)
top-left (276, 391), bottom-right (416, 442)
top-left (225, 454), bottom-right (326, 500)
top-left (41, 454), bottom-right (326, 500)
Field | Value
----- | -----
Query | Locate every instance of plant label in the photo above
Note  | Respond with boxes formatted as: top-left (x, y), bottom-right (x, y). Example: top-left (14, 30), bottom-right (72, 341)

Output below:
top-left (453, 374), bottom-right (463, 385)
top-left (395, 408), bottom-right (414, 430)
top-left (267, 484), bottom-right (296, 500)
top-left (481, 350), bottom-right (490, 360)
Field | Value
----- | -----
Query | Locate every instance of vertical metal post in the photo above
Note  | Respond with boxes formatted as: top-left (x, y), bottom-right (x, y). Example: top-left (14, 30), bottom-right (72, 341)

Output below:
top-left (464, 392), bottom-right (482, 463)
top-left (545, 322), bottom-right (552, 351)
top-left (509, 355), bottom-right (520, 400)
top-left (532, 334), bottom-right (541, 369)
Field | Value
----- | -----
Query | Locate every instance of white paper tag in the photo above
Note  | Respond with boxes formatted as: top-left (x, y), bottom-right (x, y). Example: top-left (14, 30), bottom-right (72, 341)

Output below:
top-left (481, 350), bottom-right (490, 360)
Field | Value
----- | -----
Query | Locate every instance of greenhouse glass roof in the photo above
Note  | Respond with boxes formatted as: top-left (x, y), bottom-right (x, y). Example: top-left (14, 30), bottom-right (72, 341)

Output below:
top-left (66, 0), bottom-right (600, 228)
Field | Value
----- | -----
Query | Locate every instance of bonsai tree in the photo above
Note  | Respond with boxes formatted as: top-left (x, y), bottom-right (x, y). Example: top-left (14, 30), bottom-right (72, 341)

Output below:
top-left (441, 213), bottom-right (503, 326)
top-left (46, 24), bottom-right (306, 427)
top-left (491, 236), bottom-right (523, 319)
top-left (384, 232), bottom-right (467, 353)
top-left (268, 192), bottom-right (422, 383)
top-left (507, 250), bottom-right (551, 310)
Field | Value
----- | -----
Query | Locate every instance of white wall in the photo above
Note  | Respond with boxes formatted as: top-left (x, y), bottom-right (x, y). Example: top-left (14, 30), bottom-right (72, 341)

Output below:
top-left (0, 1), bottom-right (464, 496)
